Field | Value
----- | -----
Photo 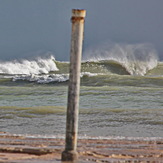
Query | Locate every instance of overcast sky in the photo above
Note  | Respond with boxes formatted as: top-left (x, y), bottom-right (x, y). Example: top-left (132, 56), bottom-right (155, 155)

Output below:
top-left (0, 0), bottom-right (163, 61)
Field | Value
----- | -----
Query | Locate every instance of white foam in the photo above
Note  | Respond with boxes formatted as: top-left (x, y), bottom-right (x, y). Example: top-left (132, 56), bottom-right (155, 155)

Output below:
top-left (13, 74), bottom-right (69, 83)
top-left (12, 72), bottom-right (103, 84)
top-left (1, 133), bottom-right (163, 141)
top-left (0, 56), bottom-right (58, 75)
top-left (84, 43), bottom-right (158, 76)
top-left (81, 72), bottom-right (103, 77)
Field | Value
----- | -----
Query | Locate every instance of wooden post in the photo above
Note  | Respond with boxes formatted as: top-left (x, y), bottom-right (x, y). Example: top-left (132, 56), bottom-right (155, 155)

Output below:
top-left (61, 9), bottom-right (86, 162)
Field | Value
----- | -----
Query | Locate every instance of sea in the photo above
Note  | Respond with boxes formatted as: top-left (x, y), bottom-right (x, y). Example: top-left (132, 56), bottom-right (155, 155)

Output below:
top-left (0, 44), bottom-right (163, 139)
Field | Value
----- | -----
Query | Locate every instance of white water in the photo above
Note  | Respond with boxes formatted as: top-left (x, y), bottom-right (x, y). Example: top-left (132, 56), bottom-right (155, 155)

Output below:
top-left (0, 56), bottom-right (58, 75)
top-left (1, 133), bottom-right (163, 141)
top-left (84, 43), bottom-right (158, 76)
top-left (12, 72), bottom-right (100, 84)
top-left (0, 54), bottom-right (103, 83)
top-left (13, 74), bottom-right (69, 83)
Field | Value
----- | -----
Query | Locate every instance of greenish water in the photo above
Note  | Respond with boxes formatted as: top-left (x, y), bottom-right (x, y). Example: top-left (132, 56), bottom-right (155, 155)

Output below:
top-left (0, 84), bottom-right (162, 137)
top-left (0, 58), bottom-right (163, 138)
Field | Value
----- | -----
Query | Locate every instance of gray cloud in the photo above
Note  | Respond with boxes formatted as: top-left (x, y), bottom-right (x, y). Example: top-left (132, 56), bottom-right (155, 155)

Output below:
top-left (0, 0), bottom-right (163, 61)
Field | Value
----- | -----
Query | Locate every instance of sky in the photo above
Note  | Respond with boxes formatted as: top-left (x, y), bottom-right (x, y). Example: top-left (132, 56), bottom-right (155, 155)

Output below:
top-left (0, 0), bottom-right (163, 61)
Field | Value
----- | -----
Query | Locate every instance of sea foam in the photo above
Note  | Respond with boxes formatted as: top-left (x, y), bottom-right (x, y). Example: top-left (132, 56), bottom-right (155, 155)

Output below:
top-left (84, 43), bottom-right (158, 76)
top-left (0, 56), bottom-right (58, 75)
top-left (13, 74), bottom-right (69, 83)
top-left (12, 72), bottom-right (100, 84)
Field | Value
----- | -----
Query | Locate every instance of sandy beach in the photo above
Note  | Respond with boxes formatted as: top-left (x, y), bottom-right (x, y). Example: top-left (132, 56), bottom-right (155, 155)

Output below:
top-left (0, 132), bottom-right (163, 163)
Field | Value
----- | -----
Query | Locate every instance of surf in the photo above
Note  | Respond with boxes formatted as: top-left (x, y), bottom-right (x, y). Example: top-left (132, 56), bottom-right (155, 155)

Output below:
top-left (0, 56), bottom-right (58, 75)
top-left (83, 42), bottom-right (158, 76)
top-left (0, 42), bottom-right (162, 86)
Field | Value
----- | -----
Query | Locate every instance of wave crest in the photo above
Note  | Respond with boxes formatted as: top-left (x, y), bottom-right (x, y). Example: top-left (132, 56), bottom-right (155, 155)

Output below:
top-left (0, 56), bottom-right (58, 75)
top-left (84, 43), bottom-right (158, 76)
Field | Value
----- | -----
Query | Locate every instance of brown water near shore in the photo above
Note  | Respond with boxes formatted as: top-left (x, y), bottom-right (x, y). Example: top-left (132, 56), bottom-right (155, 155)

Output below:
top-left (0, 132), bottom-right (163, 162)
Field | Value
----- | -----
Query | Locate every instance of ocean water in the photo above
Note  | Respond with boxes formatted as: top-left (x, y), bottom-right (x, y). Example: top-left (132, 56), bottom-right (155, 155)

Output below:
top-left (0, 46), bottom-right (163, 138)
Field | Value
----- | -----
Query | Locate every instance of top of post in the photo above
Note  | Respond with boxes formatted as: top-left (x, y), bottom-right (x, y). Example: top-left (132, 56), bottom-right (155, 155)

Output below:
top-left (72, 9), bottom-right (86, 18)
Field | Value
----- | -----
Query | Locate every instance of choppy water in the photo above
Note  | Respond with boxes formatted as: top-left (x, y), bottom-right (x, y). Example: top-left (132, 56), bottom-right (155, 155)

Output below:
top-left (0, 52), bottom-right (163, 138)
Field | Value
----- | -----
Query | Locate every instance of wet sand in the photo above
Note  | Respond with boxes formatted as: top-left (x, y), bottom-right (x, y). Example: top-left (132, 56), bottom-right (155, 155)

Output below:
top-left (0, 132), bottom-right (163, 163)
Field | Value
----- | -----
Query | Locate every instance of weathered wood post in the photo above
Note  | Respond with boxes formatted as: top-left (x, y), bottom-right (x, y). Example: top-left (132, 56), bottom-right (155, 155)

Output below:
top-left (61, 9), bottom-right (86, 162)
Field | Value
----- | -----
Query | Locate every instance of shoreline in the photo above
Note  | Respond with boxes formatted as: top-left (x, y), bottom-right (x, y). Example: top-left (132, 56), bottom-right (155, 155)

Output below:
top-left (1, 132), bottom-right (163, 140)
top-left (0, 132), bottom-right (163, 162)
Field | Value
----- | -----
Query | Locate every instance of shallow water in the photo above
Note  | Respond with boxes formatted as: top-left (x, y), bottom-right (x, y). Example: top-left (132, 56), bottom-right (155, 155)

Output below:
top-left (0, 56), bottom-right (163, 138)
top-left (0, 84), bottom-right (162, 137)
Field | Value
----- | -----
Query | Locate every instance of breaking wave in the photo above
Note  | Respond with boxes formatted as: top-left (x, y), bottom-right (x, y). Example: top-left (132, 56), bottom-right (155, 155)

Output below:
top-left (0, 44), bottom-right (162, 86)
top-left (83, 43), bottom-right (158, 76)
top-left (0, 56), bottom-right (58, 75)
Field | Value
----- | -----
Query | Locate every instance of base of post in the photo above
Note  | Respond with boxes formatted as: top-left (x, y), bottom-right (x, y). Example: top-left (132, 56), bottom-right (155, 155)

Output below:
top-left (61, 150), bottom-right (78, 162)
